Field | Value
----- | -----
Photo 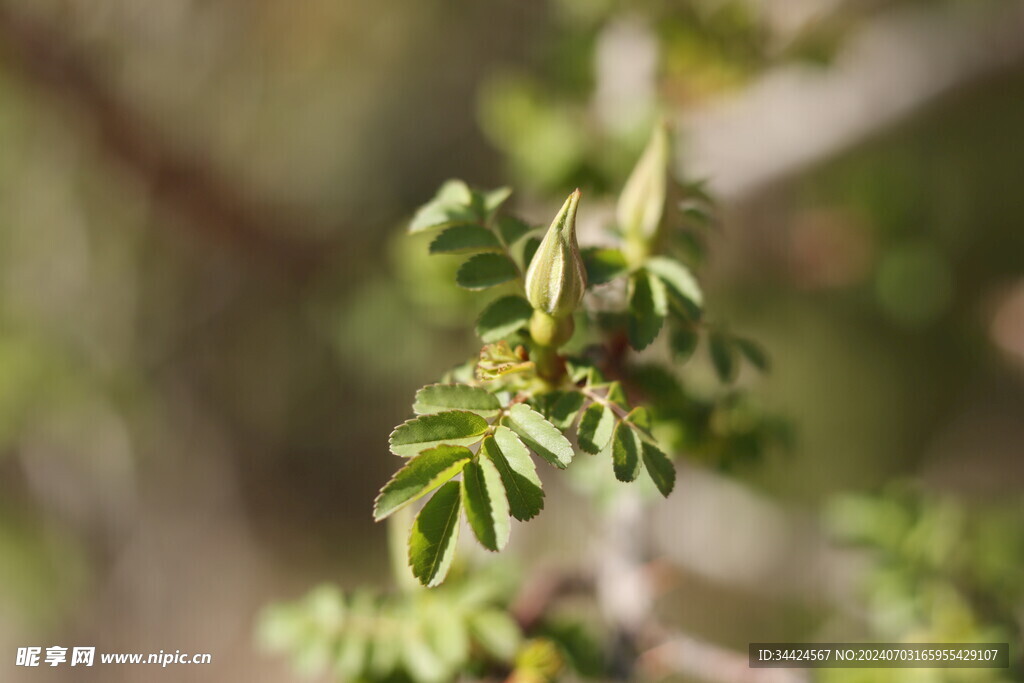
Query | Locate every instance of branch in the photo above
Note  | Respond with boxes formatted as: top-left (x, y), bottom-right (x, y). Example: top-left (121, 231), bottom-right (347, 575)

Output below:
top-left (0, 2), bottom-right (335, 276)
top-left (681, 1), bottom-right (1024, 200)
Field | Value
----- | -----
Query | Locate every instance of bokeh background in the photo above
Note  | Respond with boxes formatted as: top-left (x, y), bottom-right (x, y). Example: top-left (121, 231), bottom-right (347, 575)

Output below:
top-left (1, 0), bottom-right (1023, 681)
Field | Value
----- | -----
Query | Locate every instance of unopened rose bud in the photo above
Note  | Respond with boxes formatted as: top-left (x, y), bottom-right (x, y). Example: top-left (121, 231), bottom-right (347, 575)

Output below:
top-left (617, 121), bottom-right (670, 265)
top-left (525, 189), bottom-right (587, 319)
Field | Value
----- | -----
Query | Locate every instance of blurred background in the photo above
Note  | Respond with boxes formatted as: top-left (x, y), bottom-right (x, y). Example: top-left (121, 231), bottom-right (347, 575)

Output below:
top-left (1, 0), bottom-right (1023, 681)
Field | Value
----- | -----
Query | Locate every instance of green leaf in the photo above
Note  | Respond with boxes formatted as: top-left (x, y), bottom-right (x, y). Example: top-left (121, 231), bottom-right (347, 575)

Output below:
top-left (413, 384), bottom-right (501, 417)
top-left (735, 337), bottom-right (769, 372)
top-left (604, 381), bottom-right (630, 410)
top-left (520, 236), bottom-right (541, 271)
top-left (429, 224), bottom-right (500, 254)
top-left (496, 215), bottom-right (531, 245)
top-left (627, 270), bottom-right (668, 351)
top-left (425, 602), bottom-right (470, 668)
top-left (709, 331), bottom-right (738, 383)
top-left (611, 421), bottom-right (642, 482)
top-left (669, 325), bottom-right (699, 362)
top-left (469, 609), bottom-right (522, 662)
top-left (646, 256), bottom-right (703, 319)
top-left (401, 629), bottom-right (448, 683)
top-left (368, 628), bottom-right (401, 678)
top-left (483, 186), bottom-right (513, 216)
top-left (624, 406), bottom-right (653, 433)
top-left (581, 247), bottom-right (629, 285)
top-left (408, 481), bottom-right (462, 587)
top-left (484, 427), bottom-right (544, 521)
top-left (577, 403), bottom-right (615, 454)
top-left (536, 390), bottom-right (585, 430)
top-left (503, 403), bottom-right (574, 469)
top-left (335, 591), bottom-right (374, 678)
top-left (476, 296), bottom-right (533, 342)
top-left (389, 411), bottom-right (489, 457)
top-left (641, 441), bottom-right (675, 497)
top-left (374, 445), bottom-right (473, 520)
top-left (461, 455), bottom-right (511, 551)
top-left (409, 180), bottom-right (478, 233)
top-left (456, 253), bottom-right (519, 290)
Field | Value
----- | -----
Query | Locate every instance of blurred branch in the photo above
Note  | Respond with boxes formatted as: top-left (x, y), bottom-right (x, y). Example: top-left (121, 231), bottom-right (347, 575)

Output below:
top-left (650, 462), bottom-right (869, 606)
top-left (683, 1), bottom-right (1024, 200)
top-left (0, 2), bottom-right (333, 277)
top-left (639, 630), bottom-right (809, 683)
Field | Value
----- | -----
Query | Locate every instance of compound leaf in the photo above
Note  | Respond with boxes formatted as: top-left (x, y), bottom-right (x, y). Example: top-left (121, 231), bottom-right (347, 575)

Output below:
top-left (484, 427), bottom-right (543, 521)
top-left (389, 411), bottom-right (488, 457)
top-left (581, 247), bottom-right (628, 285)
top-left (335, 591), bottom-right (373, 678)
top-left (669, 325), bottom-right (699, 362)
top-left (429, 224), bottom-right (500, 254)
top-left (709, 331), bottom-right (738, 384)
top-left (503, 403), bottom-right (574, 469)
top-left (627, 270), bottom-right (668, 351)
top-left (496, 215), bottom-right (532, 245)
top-left (469, 610), bottom-right (522, 662)
top-left (476, 296), bottom-right (533, 342)
top-left (641, 441), bottom-right (675, 497)
top-left (456, 253), bottom-right (519, 290)
top-left (611, 421), bottom-right (642, 482)
top-left (408, 481), bottom-right (462, 587)
top-left (577, 402), bottom-right (615, 454)
top-left (536, 390), bottom-right (585, 430)
top-left (413, 384), bottom-right (501, 417)
top-left (461, 454), bottom-right (511, 552)
top-left (735, 336), bottom-right (770, 372)
top-left (374, 445), bottom-right (473, 520)
top-left (409, 180), bottom-right (478, 233)
top-left (646, 256), bottom-right (703, 319)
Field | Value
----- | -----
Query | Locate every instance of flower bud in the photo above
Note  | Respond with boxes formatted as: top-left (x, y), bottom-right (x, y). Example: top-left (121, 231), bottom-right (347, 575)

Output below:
top-left (525, 190), bottom-right (587, 318)
top-left (617, 121), bottom-right (670, 264)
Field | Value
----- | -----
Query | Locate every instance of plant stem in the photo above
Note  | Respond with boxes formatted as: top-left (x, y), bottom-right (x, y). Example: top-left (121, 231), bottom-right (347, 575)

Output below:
top-left (533, 344), bottom-right (564, 384)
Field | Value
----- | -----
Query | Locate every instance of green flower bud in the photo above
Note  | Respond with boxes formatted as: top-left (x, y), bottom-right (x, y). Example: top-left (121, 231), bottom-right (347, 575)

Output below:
top-left (617, 121), bottom-right (670, 265)
top-left (525, 189), bottom-right (587, 318)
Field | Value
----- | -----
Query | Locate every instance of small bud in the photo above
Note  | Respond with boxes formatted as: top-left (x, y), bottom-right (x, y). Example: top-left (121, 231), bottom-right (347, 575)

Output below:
top-left (525, 190), bottom-right (587, 318)
top-left (617, 121), bottom-right (670, 264)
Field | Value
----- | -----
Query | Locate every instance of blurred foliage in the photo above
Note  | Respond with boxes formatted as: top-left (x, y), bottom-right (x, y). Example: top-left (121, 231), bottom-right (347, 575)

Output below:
top-left (0, 1), bottom-right (1023, 682)
top-left (823, 487), bottom-right (1023, 682)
